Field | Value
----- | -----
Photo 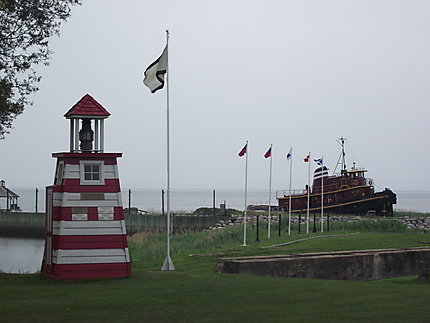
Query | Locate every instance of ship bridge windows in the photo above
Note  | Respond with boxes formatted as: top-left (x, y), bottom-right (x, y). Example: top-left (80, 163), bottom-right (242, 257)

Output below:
top-left (355, 171), bottom-right (364, 178)
top-left (347, 171), bottom-right (364, 179)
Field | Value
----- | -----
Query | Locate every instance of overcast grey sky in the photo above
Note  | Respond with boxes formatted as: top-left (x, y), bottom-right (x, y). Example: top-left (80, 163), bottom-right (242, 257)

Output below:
top-left (1, 0), bottom-right (429, 193)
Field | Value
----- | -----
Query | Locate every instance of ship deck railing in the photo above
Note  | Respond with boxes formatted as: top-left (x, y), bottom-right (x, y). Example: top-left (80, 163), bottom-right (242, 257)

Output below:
top-left (276, 189), bottom-right (308, 198)
top-left (276, 179), bottom-right (373, 199)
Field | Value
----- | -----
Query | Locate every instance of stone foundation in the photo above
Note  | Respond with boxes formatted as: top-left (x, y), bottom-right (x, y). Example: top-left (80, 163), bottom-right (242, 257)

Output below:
top-left (218, 247), bottom-right (430, 281)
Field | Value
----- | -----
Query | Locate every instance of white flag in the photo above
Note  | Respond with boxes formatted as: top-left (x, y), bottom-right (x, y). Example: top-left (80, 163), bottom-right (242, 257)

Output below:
top-left (143, 46), bottom-right (167, 93)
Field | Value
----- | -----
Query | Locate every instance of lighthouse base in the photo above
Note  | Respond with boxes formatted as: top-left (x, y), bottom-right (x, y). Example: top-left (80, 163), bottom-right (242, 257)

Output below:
top-left (41, 262), bottom-right (131, 280)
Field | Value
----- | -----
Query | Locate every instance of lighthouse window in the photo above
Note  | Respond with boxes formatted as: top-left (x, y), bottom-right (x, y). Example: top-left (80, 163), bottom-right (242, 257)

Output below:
top-left (55, 161), bottom-right (65, 185)
top-left (80, 161), bottom-right (104, 185)
top-left (84, 164), bottom-right (100, 180)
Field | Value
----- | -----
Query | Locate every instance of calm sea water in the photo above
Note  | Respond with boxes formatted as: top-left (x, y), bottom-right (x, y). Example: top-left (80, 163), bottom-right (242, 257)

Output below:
top-left (1, 188), bottom-right (429, 274)
top-left (0, 237), bottom-right (44, 274)
top-left (3, 188), bottom-right (430, 213)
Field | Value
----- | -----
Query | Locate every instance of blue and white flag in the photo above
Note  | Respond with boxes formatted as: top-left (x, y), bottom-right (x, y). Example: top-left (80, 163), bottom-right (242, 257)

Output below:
top-left (286, 149), bottom-right (292, 160)
top-left (314, 157), bottom-right (323, 165)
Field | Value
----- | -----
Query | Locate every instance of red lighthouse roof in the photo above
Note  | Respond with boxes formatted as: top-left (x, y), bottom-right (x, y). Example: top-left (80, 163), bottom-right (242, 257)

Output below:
top-left (64, 94), bottom-right (111, 119)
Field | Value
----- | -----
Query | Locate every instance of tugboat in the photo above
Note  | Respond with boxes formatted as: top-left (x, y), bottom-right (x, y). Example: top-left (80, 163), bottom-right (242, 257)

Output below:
top-left (277, 137), bottom-right (397, 216)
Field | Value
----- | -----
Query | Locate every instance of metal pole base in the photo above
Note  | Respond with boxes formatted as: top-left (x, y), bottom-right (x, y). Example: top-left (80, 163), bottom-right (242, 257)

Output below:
top-left (161, 256), bottom-right (175, 271)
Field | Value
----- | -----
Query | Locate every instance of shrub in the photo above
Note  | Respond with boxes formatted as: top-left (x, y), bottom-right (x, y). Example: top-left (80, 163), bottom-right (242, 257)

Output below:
top-left (328, 219), bottom-right (408, 232)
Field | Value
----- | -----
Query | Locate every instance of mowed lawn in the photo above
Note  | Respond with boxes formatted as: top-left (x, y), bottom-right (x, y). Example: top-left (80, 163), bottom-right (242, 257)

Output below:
top-left (1, 230), bottom-right (429, 322)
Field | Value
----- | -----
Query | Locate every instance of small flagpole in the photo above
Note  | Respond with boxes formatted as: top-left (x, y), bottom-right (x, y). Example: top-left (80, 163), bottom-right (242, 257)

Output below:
top-left (242, 141), bottom-right (249, 246)
top-left (321, 156), bottom-right (324, 232)
top-left (288, 148), bottom-right (292, 235)
top-left (162, 30), bottom-right (175, 271)
top-left (267, 144), bottom-right (273, 239)
top-left (307, 152), bottom-right (310, 234)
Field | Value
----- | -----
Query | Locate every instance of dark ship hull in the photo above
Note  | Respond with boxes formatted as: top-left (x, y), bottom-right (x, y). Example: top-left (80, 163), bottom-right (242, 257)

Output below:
top-left (277, 138), bottom-right (397, 216)
top-left (277, 187), bottom-right (396, 216)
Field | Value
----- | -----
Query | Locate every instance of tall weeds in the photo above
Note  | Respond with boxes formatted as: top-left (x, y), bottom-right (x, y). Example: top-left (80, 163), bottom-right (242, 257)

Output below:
top-left (128, 225), bottom-right (244, 267)
top-left (323, 219), bottom-right (409, 232)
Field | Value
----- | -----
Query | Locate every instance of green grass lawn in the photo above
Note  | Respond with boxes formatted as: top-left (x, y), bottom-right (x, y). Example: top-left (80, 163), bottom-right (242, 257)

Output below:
top-left (1, 225), bottom-right (429, 322)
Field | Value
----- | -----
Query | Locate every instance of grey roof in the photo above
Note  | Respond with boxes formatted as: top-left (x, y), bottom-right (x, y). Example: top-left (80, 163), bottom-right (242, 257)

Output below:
top-left (0, 182), bottom-right (19, 198)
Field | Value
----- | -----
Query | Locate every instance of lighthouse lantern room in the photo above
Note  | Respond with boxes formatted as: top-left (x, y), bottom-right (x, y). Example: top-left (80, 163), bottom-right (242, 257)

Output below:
top-left (41, 94), bottom-right (132, 280)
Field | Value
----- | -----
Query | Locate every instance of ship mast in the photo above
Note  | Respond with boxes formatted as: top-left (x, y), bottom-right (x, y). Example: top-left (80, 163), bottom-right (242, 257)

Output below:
top-left (333, 137), bottom-right (347, 175)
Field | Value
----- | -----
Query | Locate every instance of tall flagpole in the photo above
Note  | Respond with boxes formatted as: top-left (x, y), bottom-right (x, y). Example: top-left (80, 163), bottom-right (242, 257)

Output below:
top-left (306, 152), bottom-right (310, 234)
top-left (288, 148), bottom-right (292, 235)
top-left (321, 156), bottom-right (324, 232)
top-left (267, 144), bottom-right (273, 239)
top-left (162, 30), bottom-right (175, 271)
top-left (242, 141), bottom-right (249, 246)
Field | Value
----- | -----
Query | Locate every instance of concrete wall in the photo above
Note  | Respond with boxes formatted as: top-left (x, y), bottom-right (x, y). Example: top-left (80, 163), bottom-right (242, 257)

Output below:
top-left (0, 212), bottom-right (230, 237)
top-left (218, 247), bottom-right (430, 281)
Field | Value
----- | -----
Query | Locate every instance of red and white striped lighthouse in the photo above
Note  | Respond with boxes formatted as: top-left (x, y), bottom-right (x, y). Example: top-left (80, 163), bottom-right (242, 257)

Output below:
top-left (41, 94), bottom-right (132, 280)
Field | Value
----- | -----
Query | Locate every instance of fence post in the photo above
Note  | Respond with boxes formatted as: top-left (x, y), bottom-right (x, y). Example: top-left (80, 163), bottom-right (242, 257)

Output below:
top-left (161, 190), bottom-right (165, 216)
top-left (299, 213), bottom-right (301, 234)
top-left (278, 213), bottom-right (281, 236)
top-left (35, 188), bottom-right (38, 213)
top-left (128, 189), bottom-right (132, 215)
top-left (255, 215), bottom-right (260, 242)
top-left (213, 189), bottom-right (216, 216)
top-left (313, 213), bottom-right (317, 233)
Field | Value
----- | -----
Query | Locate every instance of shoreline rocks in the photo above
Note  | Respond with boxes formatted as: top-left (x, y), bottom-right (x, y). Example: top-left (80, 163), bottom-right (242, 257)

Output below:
top-left (206, 214), bottom-right (430, 231)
